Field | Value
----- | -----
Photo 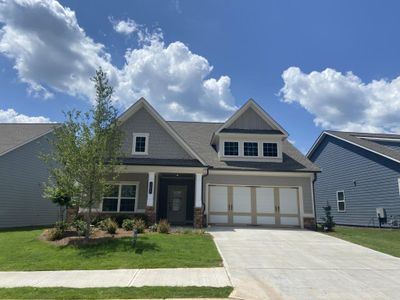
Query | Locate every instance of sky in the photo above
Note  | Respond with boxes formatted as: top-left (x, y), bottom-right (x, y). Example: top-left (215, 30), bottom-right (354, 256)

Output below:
top-left (1, 0), bottom-right (400, 153)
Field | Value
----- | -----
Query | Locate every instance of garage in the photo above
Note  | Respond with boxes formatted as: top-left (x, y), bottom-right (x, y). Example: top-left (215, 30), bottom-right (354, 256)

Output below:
top-left (208, 185), bottom-right (300, 227)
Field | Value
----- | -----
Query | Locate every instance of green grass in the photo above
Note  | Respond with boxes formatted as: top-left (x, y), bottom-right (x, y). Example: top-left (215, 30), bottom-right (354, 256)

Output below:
top-left (0, 228), bottom-right (222, 271)
top-left (326, 225), bottom-right (400, 257)
top-left (0, 287), bottom-right (233, 299)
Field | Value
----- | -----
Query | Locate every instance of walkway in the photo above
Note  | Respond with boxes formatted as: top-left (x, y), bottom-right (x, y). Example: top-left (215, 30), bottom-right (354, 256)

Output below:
top-left (0, 268), bottom-right (231, 288)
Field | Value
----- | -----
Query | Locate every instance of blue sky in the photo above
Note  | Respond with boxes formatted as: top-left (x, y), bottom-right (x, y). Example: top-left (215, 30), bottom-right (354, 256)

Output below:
top-left (1, 1), bottom-right (400, 153)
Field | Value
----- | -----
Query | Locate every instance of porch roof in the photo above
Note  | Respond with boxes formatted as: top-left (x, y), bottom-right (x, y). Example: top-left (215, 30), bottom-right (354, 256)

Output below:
top-left (120, 157), bottom-right (204, 167)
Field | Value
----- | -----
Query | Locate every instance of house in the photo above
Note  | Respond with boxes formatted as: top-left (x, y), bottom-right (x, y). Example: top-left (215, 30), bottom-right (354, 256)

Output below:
top-left (307, 131), bottom-right (400, 227)
top-left (97, 97), bottom-right (319, 229)
top-left (0, 124), bottom-right (59, 228)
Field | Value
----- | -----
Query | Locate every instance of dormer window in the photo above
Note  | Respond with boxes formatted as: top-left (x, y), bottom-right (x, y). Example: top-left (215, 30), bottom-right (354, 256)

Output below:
top-left (244, 142), bottom-right (258, 156)
top-left (224, 141), bottom-right (239, 156)
top-left (263, 143), bottom-right (278, 157)
top-left (132, 133), bottom-right (149, 155)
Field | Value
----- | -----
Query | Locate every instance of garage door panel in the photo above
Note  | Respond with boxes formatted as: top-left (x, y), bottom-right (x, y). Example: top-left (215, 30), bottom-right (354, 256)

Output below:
top-left (279, 188), bottom-right (298, 215)
top-left (232, 187), bottom-right (251, 213)
top-left (280, 216), bottom-right (300, 226)
top-left (233, 215), bottom-right (252, 224)
top-left (256, 188), bottom-right (275, 213)
top-left (257, 216), bottom-right (275, 225)
top-left (209, 186), bottom-right (228, 213)
top-left (209, 215), bottom-right (228, 224)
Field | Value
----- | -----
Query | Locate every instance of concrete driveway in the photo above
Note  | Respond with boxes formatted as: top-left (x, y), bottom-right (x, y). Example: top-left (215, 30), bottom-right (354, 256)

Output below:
top-left (209, 227), bottom-right (400, 300)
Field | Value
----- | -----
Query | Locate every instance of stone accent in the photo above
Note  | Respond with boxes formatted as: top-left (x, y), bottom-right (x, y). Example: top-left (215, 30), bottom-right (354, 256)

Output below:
top-left (194, 207), bottom-right (204, 228)
top-left (303, 217), bottom-right (316, 230)
top-left (146, 206), bottom-right (156, 225)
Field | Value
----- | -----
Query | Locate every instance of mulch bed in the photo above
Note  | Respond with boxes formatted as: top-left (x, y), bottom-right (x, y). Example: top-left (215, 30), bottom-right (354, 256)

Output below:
top-left (39, 228), bottom-right (134, 246)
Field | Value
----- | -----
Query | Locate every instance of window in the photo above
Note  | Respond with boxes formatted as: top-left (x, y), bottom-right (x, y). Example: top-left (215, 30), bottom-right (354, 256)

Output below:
top-left (224, 141), bottom-right (239, 156)
top-left (336, 191), bottom-right (346, 212)
top-left (263, 143), bottom-right (278, 157)
top-left (244, 142), bottom-right (258, 156)
top-left (102, 184), bottom-right (137, 212)
top-left (132, 133), bottom-right (149, 155)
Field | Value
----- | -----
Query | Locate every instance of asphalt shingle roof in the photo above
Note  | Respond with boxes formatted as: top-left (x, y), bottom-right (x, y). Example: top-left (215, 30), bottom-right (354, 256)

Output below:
top-left (325, 131), bottom-right (400, 163)
top-left (168, 121), bottom-right (320, 172)
top-left (0, 123), bottom-right (55, 156)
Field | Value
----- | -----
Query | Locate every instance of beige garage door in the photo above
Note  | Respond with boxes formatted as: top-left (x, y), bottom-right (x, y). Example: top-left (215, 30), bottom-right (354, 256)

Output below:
top-left (208, 185), bottom-right (300, 227)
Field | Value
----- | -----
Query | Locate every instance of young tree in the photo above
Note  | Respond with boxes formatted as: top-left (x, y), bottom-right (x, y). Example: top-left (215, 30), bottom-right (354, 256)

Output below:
top-left (44, 67), bottom-right (123, 239)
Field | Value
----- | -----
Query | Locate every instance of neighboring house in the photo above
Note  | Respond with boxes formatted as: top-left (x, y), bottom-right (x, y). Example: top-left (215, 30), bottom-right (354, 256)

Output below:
top-left (307, 131), bottom-right (400, 227)
top-left (0, 124), bottom-right (59, 228)
top-left (96, 98), bottom-right (319, 229)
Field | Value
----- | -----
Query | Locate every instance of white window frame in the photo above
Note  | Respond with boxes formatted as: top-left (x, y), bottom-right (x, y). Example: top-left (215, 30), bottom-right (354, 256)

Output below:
top-left (223, 141), bottom-right (239, 157)
top-left (132, 133), bottom-right (149, 155)
top-left (243, 141), bottom-right (259, 157)
top-left (336, 190), bottom-right (346, 212)
top-left (262, 142), bottom-right (278, 157)
top-left (101, 182), bottom-right (140, 213)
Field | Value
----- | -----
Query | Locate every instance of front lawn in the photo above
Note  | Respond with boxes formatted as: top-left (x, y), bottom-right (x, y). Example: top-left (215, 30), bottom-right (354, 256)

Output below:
top-left (0, 228), bottom-right (222, 271)
top-left (326, 225), bottom-right (400, 257)
top-left (0, 287), bottom-right (233, 299)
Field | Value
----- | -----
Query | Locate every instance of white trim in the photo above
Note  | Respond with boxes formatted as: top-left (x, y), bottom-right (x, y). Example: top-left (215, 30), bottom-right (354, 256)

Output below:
top-left (132, 132), bottom-right (149, 155)
top-left (310, 173), bottom-right (316, 215)
top-left (195, 173), bottom-right (203, 208)
top-left (117, 165), bottom-right (206, 174)
top-left (0, 127), bottom-right (56, 157)
top-left (208, 169), bottom-right (315, 177)
top-left (222, 141), bottom-right (239, 157)
top-left (118, 98), bottom-right (207, 165)
top-left (336, 190), bottom-right (346, 213)
top-left (101, 181), bottom-right (140, 213)
top-left (214, 99), bottom-right (289, 137)
top-left (307, 131), bottom-right (400, 164)
top-left (147, 172), bottom-right (155, 207)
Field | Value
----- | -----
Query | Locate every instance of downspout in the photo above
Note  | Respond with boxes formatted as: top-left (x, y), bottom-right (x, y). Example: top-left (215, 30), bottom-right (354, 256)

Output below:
top-left (312, 172), bottom-right (318, 231)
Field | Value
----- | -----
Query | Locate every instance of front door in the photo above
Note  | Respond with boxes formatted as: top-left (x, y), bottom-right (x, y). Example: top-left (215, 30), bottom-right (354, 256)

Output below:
top-left (167, 185), bottom-right (187, 224)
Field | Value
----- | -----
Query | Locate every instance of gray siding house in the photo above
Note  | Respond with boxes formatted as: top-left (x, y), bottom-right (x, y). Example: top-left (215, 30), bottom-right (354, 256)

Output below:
top-left (0, 124), bottom-right (59, 228)
top-left (94, 98), bottom-right (320, 229)
top-left (308, 131), bottom-right (400, 227)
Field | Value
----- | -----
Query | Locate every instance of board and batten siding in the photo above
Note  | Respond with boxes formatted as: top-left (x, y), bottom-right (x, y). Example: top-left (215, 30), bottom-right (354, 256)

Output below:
top-left (310, 135), bottom-right (400, 227)
top-left (227, 107), bottom-right (273, 130)
top-left (0, 133), bottom-right (58, 228)
top-left (203, 174), bottom-right (314, 215)
top-left (119, 107), bottom-right (193, 160)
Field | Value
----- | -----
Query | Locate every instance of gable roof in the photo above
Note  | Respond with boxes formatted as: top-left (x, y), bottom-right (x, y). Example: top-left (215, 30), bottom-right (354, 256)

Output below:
top-left (169, 121), bottom-right (320, 172)
top-left (0, 123), bottom-right (56, 157)
top-left (118, 98), bottom-right (207, 166)
top-left (214, 99), bottom-right (289, 137)
top-left (307, 131), bottom-right (400, 164)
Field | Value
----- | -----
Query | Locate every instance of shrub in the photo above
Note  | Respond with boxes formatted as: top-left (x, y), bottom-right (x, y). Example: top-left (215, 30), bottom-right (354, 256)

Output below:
top-left (157, 219), bottom-right (170, 234)
top-left (47, 227), bottom-right (64, 241)
top-left (114, 214), bottom-right (132, 227)
top-left (98, 218), bottom-right (118, 234)
top-left (54, 221), bottom-right (69, 231)
top-left (122, 219), bottom-right (134, 231)
top-left (133, 218), bottom-right (146, 233)
top-left (321, 202), bottom-right (335, 232)
top-left (73, 219), bottom-right (91, 237)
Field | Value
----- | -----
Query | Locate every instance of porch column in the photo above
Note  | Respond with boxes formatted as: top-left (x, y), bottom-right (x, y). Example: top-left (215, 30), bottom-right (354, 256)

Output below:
top-left (194, 173), bottom-right (203, 228)
top-left (145, 172), bottom-right (156, 224)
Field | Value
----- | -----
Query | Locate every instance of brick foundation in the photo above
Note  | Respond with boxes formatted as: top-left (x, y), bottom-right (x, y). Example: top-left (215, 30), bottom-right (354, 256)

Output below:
top-left (194, 207), bottom-right (204, 228)
top-left (303, 217), bottom-right (316, 230)
top-left (145, 206), bottom-right (156, 225)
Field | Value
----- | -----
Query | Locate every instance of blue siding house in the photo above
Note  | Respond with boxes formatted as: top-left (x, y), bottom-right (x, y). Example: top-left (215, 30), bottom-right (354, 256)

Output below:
top-left (307, 131), bottom-right (400, 227)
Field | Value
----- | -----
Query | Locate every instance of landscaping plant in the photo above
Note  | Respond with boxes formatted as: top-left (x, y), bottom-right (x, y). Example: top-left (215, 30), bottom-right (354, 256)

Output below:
top-left (98, 218), bottom-right (118, 234)
top-left (73, 219), bottom-right (91, 237)
top-left (42, 68), bottom-right (123, 239)
top-left (157, 219), bottom-right (170, 234)
top-left (121, 219), bottom-right (134, 231)
top-left (321, 202), bottom-right (335, 231)
top-left (133, 218), bottom-right (146, 233)
top-left (47, 227), bottom-right (64, 241)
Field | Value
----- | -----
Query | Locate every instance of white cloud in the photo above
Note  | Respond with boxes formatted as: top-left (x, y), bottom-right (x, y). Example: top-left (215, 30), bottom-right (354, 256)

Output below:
top-left (0, 0), bottom-right (236, 121)
top-left (0, 108), bottom-right (51, 123)
top-left (280, 67), bottom-right (400, 133)
top-left (111, 18), bottom-right (138, 35)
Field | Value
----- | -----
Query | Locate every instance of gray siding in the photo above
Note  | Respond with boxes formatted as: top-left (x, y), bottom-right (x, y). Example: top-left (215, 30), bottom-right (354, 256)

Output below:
top-left (228, 107), bottom-right (274, 130)
top-left (310, 136), bottom-right (400, 227)
top-left (204, 174), bottom-right (314, 214)
top-left (0, 134), bottom-right (58, 228)
top-left (120, 108), bottom-right (193, 160)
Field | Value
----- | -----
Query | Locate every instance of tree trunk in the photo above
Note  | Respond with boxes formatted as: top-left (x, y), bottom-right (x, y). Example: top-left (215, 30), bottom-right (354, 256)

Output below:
top-left (85, 206), bottom-right (92, 240)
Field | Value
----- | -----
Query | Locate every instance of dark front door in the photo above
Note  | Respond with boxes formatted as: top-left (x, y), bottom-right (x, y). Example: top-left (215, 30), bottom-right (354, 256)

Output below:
top-left (167, 185), bottom-right (187, 224)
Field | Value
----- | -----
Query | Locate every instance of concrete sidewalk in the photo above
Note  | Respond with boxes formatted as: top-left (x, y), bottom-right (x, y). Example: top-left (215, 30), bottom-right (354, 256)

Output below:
top-left (0, 268), bottom-right (231, 288)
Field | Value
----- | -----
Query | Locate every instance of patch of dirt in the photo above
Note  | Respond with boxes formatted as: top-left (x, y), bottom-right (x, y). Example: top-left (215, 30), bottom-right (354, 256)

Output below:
top-left (39, 228), bottom-right (134, 246)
